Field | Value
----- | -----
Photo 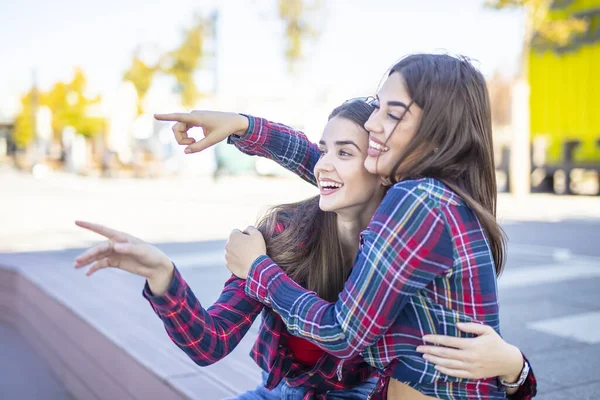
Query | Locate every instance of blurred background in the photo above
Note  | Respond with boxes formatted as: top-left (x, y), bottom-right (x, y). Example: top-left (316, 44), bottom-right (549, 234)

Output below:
top-left (0, 0), bottom-right (597, 194)
top-left (1, 1), bottom-right (600, 399)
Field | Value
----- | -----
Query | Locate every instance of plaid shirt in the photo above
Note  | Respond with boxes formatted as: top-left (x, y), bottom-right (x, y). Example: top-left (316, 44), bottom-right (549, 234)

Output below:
top-left (143, 238), bottom-right (376, 399)
top-left (229, 115), bottom-right (537, 400)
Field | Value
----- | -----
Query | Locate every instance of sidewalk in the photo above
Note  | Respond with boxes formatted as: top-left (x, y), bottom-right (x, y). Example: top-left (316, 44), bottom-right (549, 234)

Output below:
top-left (497, 192), bottom-right (600, 223)
top-left (0, 323), bottom-right (73, 400)
top-left (1, 168), bottom-right (599, 254)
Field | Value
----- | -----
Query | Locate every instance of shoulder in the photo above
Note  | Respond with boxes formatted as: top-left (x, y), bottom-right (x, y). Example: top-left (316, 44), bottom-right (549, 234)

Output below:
top-left (386, 178), bottom-right (464, 209)
top-left (369, 179), bottom-right (454, 253)
top-left (370, 179), bottom-right (445, 232)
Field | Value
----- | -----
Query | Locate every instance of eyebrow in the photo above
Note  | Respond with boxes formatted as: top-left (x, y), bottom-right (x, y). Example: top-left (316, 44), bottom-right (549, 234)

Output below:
top-left (376, 95), bottom-right (412, 113)
top-left (319, 140), bottom-right (362, 151)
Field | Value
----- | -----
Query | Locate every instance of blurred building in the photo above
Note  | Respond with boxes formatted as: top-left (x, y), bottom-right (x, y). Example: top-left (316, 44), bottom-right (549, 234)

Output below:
top-left (527, 0), bottom-right (600, 194)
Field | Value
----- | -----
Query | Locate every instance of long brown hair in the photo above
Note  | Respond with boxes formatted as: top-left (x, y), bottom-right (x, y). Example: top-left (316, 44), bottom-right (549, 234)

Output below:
top-left (256, 99), bottom-right (375, 302)
top-left (385, 54), bottom-right (506, 275)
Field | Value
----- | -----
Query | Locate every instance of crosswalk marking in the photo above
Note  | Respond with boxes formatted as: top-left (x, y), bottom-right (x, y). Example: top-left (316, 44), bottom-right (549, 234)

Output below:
top-left (170, 251), bottom-right (225, 269)
top-left (528, 311), bottom-right (600, 344)
top-left (499, 263), bottom-right (600, 289)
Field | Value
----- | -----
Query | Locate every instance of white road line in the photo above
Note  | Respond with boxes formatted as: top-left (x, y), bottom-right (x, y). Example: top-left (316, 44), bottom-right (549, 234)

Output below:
top-left (508, 243), bottom-right (573, 261)
top-left (499, 262), bottom-right (600, 289)
top-left (170, 251), bottom-right (225, 269)
top-left (528, 311), bottom-right (600, 344)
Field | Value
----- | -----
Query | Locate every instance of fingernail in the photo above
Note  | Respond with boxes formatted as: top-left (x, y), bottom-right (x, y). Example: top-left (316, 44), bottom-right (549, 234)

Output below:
top-left (422, 335), bottom-right (432, 341)
top-left (416, 346), bottom-right (424, 352)
top-left (422, 354), bottom-right (430, 360)
top-left (456, 322), bottom-right (465, 327)
top-left (185, 148), bottom-right (191, 154)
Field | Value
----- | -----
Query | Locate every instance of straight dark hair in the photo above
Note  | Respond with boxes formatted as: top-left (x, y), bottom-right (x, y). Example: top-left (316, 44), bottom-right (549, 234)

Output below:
top-left (386, 54), bottom-right (506, 275)
top-left (256, 99), bottom-right (375, 301)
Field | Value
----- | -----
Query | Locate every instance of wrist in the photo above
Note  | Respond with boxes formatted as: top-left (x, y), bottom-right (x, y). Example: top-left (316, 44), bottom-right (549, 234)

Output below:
top-left (500, 344), bottom-right (524, 383)
top-left (235, 114), bottom-right (250, 136)
top-left (147, 261), bottom-right (174, 296)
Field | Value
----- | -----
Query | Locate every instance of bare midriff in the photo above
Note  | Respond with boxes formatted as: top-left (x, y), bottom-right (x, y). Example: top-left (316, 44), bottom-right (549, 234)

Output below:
top-left (387, 378), bottom-right (439, 400)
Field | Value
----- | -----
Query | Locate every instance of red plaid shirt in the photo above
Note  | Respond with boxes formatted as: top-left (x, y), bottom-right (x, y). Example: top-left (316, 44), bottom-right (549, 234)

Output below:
top-left (143, 221), bottom-right (377, 399)
top-left (228, 115), bottom-right (537, 400)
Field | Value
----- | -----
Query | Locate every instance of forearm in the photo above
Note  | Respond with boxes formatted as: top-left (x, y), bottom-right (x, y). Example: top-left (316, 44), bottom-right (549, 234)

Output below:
top-left (144, 269), bottom-right (261, 365)
top-left (245, 256), bottom-right (355, 357)
top-left (228, 115), bottom-right (319, 186)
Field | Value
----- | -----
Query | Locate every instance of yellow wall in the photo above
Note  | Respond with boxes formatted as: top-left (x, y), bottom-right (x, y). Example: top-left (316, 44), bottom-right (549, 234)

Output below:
top-left (528, 0), bottom-right (600, 164)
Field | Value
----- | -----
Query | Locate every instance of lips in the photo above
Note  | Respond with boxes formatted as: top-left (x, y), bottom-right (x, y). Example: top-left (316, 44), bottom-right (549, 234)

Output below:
top-left (368, 137), bottom-right (389, 157)
top-left (318, 178), bottom-right (344, 196)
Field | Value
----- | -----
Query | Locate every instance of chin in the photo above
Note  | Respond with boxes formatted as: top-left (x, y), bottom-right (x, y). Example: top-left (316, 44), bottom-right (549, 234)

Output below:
top-left (318, 199), bottom-right (336, 212)
top-left (364, 156), bottom-right (378, 175)
top-left (364, 156), bottom-right (391, 177)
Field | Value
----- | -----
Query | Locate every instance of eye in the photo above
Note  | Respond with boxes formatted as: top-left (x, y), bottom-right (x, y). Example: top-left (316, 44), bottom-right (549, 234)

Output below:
top-left (388, 113), bottom-right (402, 121)
top-left (339, 150), bottom-right (351, 156)
top-left (318, 148), bottom-right (326, 157)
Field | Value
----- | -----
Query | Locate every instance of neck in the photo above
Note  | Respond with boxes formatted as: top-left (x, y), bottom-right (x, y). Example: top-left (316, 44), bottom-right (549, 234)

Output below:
top-left (335, 214), bottom-right (363, 261)
top-left (335, 192), bottom-right (384, 261)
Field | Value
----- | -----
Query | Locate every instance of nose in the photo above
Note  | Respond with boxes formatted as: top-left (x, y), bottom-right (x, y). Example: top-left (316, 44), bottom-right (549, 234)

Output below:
top-left (314, 152), bottom-right (335, 177)
top-left (364, 109), bottom-right (383, 134)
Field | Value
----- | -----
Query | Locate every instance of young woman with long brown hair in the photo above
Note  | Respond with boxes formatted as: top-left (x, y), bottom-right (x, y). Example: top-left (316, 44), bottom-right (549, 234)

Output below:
top-left (74, 100), bottom-right (383, 400)
top-left (154, 53), bottom-right (536, 399)
top-left (75, 85), bottom-right (535, 397)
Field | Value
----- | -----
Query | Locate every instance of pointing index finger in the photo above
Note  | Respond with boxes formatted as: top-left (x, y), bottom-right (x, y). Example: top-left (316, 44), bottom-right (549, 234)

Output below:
top-left (75, 221), bottom-right (123, 240)
top-left (154, 113), bottom-right (197, 124)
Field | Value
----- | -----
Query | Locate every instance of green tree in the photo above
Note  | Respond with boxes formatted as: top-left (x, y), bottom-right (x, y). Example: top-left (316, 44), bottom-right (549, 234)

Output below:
top-left (123, 53), bottom-right (158, 115)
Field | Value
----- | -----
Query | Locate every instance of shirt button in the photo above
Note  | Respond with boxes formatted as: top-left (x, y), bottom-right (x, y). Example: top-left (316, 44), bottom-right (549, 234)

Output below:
top-left (339, 333), bottom-right (346, 339)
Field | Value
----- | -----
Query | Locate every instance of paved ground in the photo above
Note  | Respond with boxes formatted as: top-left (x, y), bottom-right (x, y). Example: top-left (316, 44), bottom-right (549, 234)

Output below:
top-left (0, 323), bottom-right (74, 400)
top-left (1, 167), bottom-right (600, 399)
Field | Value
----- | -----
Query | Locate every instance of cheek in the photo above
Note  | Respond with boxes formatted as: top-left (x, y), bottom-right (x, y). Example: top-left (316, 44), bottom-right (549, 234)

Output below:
top-left (389, 130), bottom-right (410, 154)
top-left (345, 169), bottom-right (379, 201)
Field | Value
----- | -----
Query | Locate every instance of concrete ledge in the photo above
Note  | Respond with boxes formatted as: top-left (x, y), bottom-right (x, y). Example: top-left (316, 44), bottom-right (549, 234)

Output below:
top-left (1, 267), bottom-right (189, 400)
top-left (0, 253), bottom-right (260, 400)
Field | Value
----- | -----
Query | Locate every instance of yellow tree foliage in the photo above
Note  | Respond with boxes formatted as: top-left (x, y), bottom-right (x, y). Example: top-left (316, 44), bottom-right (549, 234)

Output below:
top-left (12, 68), bottom-right (105, 148)
top-left (485, 0), bottom-right (587, 47)
top-left (12, 91), bottom-right (36, 148)
top-left (278, 0), bottom-right (322, 72)
top-left (160, 18), bottom-right (205, 107)
top-left (123, 55), bottom-right (158, 115)
top-left (42, 68), bottom-right (105, 139)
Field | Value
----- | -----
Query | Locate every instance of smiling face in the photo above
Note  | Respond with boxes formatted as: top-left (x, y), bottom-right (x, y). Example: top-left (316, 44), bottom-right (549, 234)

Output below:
top-left (363, 72), bottom-right (423, 178)
top-left (314, 116), bottom-right (382, 216)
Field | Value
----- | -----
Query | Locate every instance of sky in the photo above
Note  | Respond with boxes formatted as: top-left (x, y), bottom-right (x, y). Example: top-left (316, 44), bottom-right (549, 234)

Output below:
top-left (0, 0), bottom-right (525, 120)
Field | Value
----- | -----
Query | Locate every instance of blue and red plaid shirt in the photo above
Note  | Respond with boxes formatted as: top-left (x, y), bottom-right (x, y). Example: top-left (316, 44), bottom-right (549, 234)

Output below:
top-left (143, 236), bottom-right (377, 399)
top-left (228, 115), bottom-right (537, 400)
